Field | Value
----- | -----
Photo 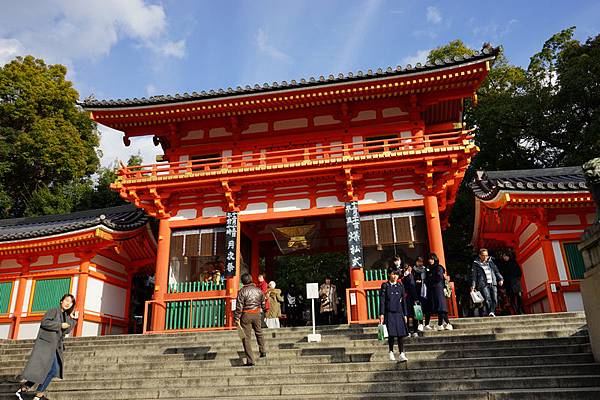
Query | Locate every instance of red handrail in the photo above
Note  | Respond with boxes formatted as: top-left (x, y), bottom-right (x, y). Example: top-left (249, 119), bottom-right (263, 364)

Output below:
top-left (117, 128), bottom-right (474, 180)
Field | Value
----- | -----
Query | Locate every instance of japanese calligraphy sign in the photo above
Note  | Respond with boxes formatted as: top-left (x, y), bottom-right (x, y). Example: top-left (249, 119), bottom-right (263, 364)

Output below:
top-left (344, 201), bottom-right (364, 269)
top-left (224, 211), bottom-right (238, 278)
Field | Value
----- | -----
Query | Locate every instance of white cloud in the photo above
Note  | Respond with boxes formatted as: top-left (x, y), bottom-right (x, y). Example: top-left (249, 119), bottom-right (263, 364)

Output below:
top-left (256, 28), bottom-right (291, 62)
top-left (402, 49), bottom-right (431, 67)
top-left (472, 19), bottom-right (518, 39)
top-left (426, 6), bottom-right (442, 24)
top-left (0, 0), bottom-right (185, 67)
top-left (97, 124), bottom-right (161, 168)
top-left (146, 84), bottom-right (158, 97)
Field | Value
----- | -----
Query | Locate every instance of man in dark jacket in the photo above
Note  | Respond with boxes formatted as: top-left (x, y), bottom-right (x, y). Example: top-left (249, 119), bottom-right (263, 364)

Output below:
top-left (235, 273), bottom-right (267, 366)
top-left (498, 252), bottom-right (525, 314)
top-left (471, 248), bottom-right (504, 317)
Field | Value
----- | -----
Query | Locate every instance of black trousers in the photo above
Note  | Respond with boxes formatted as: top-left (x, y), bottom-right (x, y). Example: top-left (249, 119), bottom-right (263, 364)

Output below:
top-left (388, 336), bottom-right (404, 352)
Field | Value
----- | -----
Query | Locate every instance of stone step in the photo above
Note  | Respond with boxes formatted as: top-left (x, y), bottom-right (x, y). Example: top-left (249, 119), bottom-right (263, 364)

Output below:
top-left (0, 375), bottom-right (595, 400)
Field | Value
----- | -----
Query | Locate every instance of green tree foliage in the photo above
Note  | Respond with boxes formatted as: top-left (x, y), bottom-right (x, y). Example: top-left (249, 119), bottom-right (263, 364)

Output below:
top-left (427, 39), bottom-right (479, 64)
top-left (0, 56), bottom-right (99, 218)
top-left (436, 28), bottom-right (600, 273)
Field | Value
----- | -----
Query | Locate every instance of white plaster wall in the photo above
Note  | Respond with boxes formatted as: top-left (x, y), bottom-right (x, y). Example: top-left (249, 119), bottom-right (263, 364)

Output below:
top-left (314, 115), bottom-right (338, 126)
top-left (240, 203), bottom-right (268, 215)
top-left (170, 208), bottom-right (198, 221)
top-left (58, 253), bottom-right (79, 264)
top-left (18, 322), bottom-right (40, 340)
top-left (242, 122), bottom-right (268, 134)
top-left (202, 207), bottom-right (225, 218)
top-left (182, 130), bottom-right (204, 140)
top-left (273, 199), bottom-right (311, 212)
top-left (71, 276), bottom-right (79, 301)
top-left (0, 259), bottom-right (19, 269)
top-left (564, 292), bottom-right (584, 311)
top-left (519, 223), bottom-right (537, 247)
top-left (21, 280), bottom-right (32, 316)
top-left (352, 110), bottom-right (376, 121)
top-left (0, 324), bottom-right (10, 339)
top-left (382, 107), bottom-right (407, 118)
top-left (316, 196), bottom-right (343, 208)
top-left (358, 192), bottom-right (388, 205)
top-left (31, 255), bottom-right (54, 266)
top-left (522, 248), bottom-right (548, 293)
top-left (9, 280), bottom-right (18, 316)
top-left (552, 240), bottom-right (568, 281)
top-left (273, 118), bottom-right (308, 130)
top-left (85, 278), bottom-right (126, 319)
top-left (209, 127), bottom-right (232, 138)
top-left (392, 189), bottom-right (423, 201)
top-left (82, 321), bottom-right (101, 337)
top-left (91, 255), bottom-right (126, 275)
top-left (549, 214), bottom-right (580, 226)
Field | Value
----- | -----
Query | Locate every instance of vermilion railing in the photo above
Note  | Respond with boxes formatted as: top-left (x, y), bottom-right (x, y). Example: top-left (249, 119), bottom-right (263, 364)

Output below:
top-left (524, 279), bottom-right (581, 313)
top-left (117, 129), bottom-right (474, 180)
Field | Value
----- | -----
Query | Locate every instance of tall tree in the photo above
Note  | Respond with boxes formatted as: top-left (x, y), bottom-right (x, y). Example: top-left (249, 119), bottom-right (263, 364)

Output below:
top-left (0, 56), bottom-right (100, 218)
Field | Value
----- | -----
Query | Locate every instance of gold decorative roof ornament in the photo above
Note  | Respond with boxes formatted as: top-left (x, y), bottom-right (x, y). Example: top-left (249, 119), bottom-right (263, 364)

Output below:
top-left (272, 225), bottom-right (318, 254)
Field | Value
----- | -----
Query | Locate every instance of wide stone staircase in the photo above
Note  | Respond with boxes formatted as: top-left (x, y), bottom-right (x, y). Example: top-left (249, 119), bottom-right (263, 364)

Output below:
top-left (0, 312), bottom-right (598, 399)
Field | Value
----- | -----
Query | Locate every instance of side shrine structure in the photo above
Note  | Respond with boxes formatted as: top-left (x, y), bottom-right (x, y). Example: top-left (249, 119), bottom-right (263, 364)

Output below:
top-left (470, 167), bottom-right (595, 314)
top-left (0, 206), bottom-right (156, 339)
top-left (79, 45), bottom-right (499, 333)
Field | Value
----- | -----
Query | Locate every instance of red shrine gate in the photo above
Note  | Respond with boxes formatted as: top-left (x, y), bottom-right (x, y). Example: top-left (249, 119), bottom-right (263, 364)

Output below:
top-left (82, 45), bottom-right (498, 332)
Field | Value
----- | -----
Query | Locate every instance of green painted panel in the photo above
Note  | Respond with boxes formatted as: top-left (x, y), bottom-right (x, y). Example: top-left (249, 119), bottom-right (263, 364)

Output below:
top-left (165, 298), bottom-right (226, 330)
top-left (31, 278), bottom-right (71, 313)
top-left (564, 242), bottom-right (586, 280)
top-left (367, 289), bottom-right (381, 320)
top-left (0, 282), bottom-right (12, 314)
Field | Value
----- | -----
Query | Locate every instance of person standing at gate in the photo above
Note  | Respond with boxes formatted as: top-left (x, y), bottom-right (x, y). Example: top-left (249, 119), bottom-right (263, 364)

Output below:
top-left (413, 256), bottom-right (431, 331)
top-left (379, 267), bottom-right (409, 362)
top-left (265, 281), bottom-right (284, 328)
top-left (319, 277), bottom-right (339, 325)
top-left (16, 294), bottom-right (78, 400)
top-left (498, 252), bottom-right (525, 314)
top-left (471, 248), bottom-right (504, 317)
top-left (235, 273), bottom-right (267, 366)
top-left (402, 263), bottom-right (420, 337)
top-left (428, 253), bottom-right (453, 330)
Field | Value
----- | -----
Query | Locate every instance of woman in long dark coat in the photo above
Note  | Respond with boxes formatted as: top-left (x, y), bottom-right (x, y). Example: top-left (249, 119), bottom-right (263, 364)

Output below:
top-left (427, 253), bottom-right (452, 331)
top-left (16, 294), bottom-right (78, 400)
top-left (412, 256), bottom-right (431, 331)
top-left (402, 263), bottom-right (420, 337)
top-left (379, 268), bottom-right (408, 362)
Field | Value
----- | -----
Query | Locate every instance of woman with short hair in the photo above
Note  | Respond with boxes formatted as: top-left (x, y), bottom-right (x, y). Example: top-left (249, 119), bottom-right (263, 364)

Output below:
top-left (16, 294), bottom-right (78, 400)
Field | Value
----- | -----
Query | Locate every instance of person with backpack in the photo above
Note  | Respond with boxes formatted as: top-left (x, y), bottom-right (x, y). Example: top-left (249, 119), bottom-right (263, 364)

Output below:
top-left (379, 267), bottom-right (409, 362)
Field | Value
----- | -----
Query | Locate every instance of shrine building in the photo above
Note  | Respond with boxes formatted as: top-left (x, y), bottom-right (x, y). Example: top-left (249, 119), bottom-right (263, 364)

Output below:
top-left (0, 206), bottom-right (156, 339)
top-left (470, 167), bottom-right (595, 314)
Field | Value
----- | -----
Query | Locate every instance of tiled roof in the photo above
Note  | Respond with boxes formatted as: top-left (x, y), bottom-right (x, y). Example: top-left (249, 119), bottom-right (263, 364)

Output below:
top-left (81, 44), bottom-right (499, 109)
top-left (0, 205), bottom-right (149, 242)
top-left (469, 166), bottom-right (589, 201)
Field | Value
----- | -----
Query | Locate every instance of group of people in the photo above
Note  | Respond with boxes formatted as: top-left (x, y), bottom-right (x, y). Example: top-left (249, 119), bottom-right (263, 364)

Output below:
top-left (378, 253), bottom-right (450, 362)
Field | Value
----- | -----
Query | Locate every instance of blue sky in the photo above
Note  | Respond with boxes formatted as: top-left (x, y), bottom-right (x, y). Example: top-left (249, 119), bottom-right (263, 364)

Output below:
top-left (1, 0), bottom-right (599, 167)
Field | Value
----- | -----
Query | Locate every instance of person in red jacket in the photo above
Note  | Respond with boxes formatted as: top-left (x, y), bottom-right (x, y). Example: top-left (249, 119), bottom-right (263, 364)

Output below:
top-left (256, 274), bottom-right (270, 323)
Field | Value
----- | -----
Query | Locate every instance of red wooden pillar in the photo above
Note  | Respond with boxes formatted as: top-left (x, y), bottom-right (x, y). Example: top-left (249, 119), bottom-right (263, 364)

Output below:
top-left (424, 194), bottom-right (446, 267)
top-left (151, 218), bottom-right (171, 331)
top-left (538, 229), bottom-right (566, 312)
top-left (10, 258), bottom-right (31, 340)
top-left (73, 253), bottom-right (92, 337)
top-left (350, 268), bottom-right (367, 322)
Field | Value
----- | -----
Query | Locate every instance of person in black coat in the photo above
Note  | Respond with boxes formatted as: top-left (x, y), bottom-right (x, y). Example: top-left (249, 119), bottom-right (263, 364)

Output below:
top-left (16, 294), bottom-right (78, 400)
top-left (402, 263), bottom-right (420, 337)
top-left (427, 253), bottom-right (452, 330)
top-left (412, 256), bottom-right (431, 331)
top-left (498, 252), bottom-right (524, 314)
top-left (379, 267), bottom-right (409, 362)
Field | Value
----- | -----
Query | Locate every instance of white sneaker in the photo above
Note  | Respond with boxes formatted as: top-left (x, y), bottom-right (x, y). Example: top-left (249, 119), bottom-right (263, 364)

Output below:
top-left (435, 324), bottom-right (445, 331)
top-left (15, 389), bottom-right (24, 400)
top-left (412, 332), bottom-right (419, 338)
top-left (489, 312), bottom-right (496, 317)
top-left (398, 352), bottom-right (408, 362)
top-left (424, 325), bottom-right (433, 331)
top-left (417, 323), bottom-right (424, 332)
top-left (445, 323), bottom-right (454, 331)
top-left (389, 351), bottom-right (396, 361)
